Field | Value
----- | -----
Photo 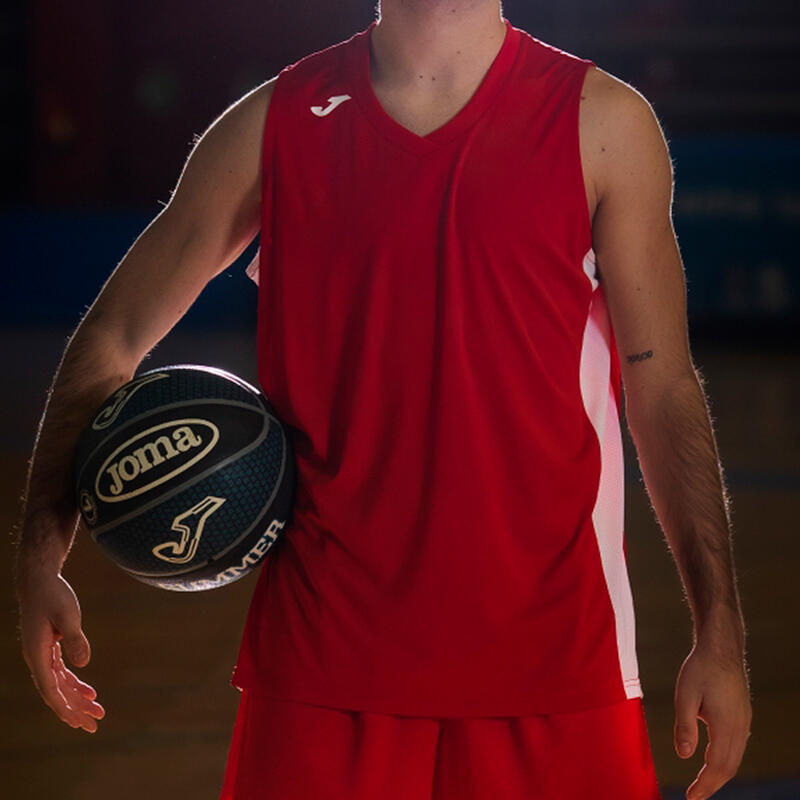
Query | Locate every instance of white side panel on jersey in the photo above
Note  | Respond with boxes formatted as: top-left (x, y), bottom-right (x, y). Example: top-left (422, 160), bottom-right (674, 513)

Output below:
top-left (246, 247), bottom-right (261, 285)
top-left (579, 248), bottom-right (642, 699)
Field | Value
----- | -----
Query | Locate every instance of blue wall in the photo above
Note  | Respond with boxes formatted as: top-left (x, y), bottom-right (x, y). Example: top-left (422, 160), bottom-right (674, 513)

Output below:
top-left (1, 208), bottom-right (259, 328)
top-left (2, 136), bottom-right (796, 329)
top-left (671, 135), bottom-right (798, 322)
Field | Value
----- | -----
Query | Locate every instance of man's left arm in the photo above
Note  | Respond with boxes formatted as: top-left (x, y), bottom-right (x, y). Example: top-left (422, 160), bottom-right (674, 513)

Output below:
top-left (581, 68), bottom-right (752, 800)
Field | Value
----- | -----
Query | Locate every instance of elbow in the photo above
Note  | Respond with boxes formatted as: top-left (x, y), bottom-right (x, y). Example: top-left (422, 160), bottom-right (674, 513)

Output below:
top-left (68, 315), bottom-right (141, 383)
top-left (624, 368), bottom-right (704, 437)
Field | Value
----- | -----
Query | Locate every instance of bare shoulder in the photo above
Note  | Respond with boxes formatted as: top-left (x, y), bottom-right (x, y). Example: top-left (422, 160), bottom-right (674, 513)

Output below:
top-left (579, 67), bottom-right (672, 214)
top-left (188, 75), bottom-right (277, 167)
top-left (167, 76), bottom-right (277, 219)
top-left (221, 76), bottom-right (277, 129)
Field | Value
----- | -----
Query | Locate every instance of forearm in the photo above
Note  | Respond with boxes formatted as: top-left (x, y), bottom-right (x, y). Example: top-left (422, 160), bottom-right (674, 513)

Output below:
top-left (627, 369), bottom-right (744, 658)
top-left (15, 322), bottom-right (137, 582)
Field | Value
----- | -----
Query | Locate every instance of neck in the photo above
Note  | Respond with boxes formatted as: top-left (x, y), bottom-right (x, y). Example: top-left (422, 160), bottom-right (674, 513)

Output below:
top-left (371, 1), bottom-right (506, 90)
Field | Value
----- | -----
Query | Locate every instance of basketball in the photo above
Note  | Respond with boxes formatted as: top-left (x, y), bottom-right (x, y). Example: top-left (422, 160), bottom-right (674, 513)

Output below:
top-left (72, 365), bottom-right (296, 591)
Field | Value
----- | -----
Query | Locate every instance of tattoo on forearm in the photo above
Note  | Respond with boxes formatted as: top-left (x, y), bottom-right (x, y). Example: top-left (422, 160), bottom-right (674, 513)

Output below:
top-left (626, 349), bottom-right (654, 364)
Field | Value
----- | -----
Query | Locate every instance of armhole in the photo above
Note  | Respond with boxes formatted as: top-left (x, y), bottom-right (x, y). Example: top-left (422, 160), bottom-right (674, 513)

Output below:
top-left (572, 60), bottom-right (622, 412)
top-left (574, 59), bottom-right (596, 263)
top-left (246, 71), bottom-right (285, 286)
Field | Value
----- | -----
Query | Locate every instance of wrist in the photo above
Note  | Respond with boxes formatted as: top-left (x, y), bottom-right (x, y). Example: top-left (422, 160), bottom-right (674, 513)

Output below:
top-left (694, 605), bottom-right (746, 659)
top-left (14, 511), bottom-right (73, 595)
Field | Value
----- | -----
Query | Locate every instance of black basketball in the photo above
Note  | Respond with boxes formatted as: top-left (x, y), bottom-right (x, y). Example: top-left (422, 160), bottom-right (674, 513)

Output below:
top-left (73, 365), bottom-right (295, 591)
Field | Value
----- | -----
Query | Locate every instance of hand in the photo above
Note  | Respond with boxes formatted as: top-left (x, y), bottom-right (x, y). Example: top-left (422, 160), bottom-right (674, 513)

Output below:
top-left (17, 567), bottom-right (105, 733)
top-left (674, 641), bottom-right (752, 800)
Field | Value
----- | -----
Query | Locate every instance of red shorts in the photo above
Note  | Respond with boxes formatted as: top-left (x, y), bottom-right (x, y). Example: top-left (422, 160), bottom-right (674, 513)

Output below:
top-left (219, 690), bottom-right (661, 799)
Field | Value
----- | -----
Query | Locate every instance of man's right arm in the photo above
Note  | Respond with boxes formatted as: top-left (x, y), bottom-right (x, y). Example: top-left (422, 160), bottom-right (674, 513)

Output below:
top-left (14, 76), bottom-right (276, 733)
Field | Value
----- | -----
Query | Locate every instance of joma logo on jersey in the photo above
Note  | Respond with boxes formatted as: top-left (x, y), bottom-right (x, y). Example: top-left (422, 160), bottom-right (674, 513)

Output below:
top-left (95, 418), bottom-right (219, 503)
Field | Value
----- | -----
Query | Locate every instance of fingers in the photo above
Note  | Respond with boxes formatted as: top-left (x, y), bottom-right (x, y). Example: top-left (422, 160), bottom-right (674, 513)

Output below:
top-left (63, 669), bottom-right (98, 700)
top-left (27, 633), bottom-right (104, 733)
top-left (19, 573), bottom-right (103, 733)
top-left (53, 643), bottom-right (99, 702)
top-left (52, 644), bottom-right (105, 732)
top-left (675, 646), bottom-right (753, 800)
top-left (674, 679), bottom-right (700, 758)
top-left (29, 639), bottom-right (85, 730)
top-left (62, 629), bottom-right (91, 668)
top-left (52, 603), bottom-right (91, 669)
top-left (686, 726), bottom-right (745, 800)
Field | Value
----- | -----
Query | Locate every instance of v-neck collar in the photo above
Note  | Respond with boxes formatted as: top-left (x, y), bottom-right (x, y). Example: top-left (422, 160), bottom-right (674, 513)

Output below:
top-left (351, 18), bottom-right (521, 157)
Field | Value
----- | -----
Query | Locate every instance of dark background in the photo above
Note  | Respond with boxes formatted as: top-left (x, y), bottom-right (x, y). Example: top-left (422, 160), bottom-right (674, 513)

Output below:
top-left (1, 0), bottom-right (798, 332)
top-left (1, 2), bottom-right (798, 799)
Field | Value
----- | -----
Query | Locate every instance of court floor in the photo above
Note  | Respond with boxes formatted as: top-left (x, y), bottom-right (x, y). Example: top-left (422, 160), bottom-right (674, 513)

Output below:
top-left (1, 327), bottom-right (797, 799)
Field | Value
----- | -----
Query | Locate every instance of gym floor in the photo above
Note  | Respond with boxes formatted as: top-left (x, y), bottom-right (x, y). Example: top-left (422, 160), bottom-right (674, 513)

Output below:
top-left (2, 326), bottom-right (798, 799)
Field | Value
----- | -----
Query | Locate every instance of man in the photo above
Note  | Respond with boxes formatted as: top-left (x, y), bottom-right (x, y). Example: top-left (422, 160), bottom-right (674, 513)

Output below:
top-left (15, 1), bottom-right (751, 798)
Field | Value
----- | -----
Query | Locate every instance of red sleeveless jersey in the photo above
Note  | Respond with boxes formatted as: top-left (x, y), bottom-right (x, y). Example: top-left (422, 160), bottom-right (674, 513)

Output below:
top-left (232, 18), bottom-right (642, 716)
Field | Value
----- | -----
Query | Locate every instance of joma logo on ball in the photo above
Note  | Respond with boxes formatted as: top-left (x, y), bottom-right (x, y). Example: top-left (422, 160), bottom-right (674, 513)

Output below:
top-left (105, 427), bottom-right (202, 495)
top-left (92, 372), bottom-right (169, 430)
top-left (158, 519), bottom-right (286, 591)
top-left (95, 419), bottom-right (220, 502)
